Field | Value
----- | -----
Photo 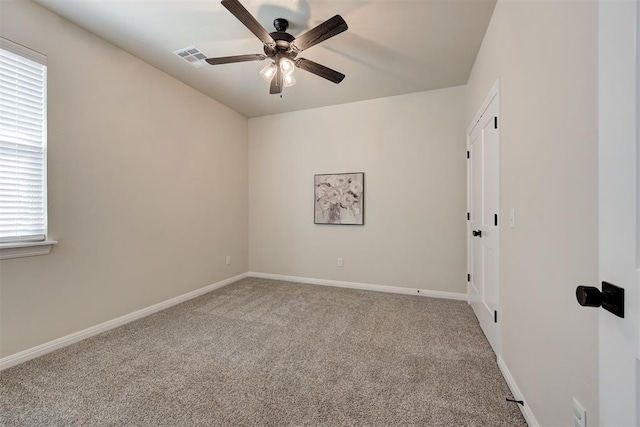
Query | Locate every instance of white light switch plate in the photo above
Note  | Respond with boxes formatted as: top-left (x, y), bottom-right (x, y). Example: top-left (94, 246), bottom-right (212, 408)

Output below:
top-left (572, 398), bottom-right (586, 427)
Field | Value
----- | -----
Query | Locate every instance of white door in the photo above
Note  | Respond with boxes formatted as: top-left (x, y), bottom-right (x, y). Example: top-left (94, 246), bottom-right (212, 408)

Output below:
top-left (468, 83), bottom-right (500, 355)
top-left (598, 0), bottom-right (638, 425)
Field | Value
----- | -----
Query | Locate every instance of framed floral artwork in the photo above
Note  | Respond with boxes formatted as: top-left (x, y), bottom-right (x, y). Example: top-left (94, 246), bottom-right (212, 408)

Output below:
top-left (314, 172), bottom-right (364, 225)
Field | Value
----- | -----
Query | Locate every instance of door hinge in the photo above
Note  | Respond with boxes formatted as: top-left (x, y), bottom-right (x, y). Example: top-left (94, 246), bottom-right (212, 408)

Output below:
top-left (494, 310), bottom-right (498, 323)
top-left (466, 150), bottom-right (470, 159)
top-left (494, 214), bottom-right (498, 226)
top-left (494, 116), bottom-right (498, 129)
top-left (467, 212), bottom-right (470, 221)
top-left (467, 274), bottom-right (471, 282)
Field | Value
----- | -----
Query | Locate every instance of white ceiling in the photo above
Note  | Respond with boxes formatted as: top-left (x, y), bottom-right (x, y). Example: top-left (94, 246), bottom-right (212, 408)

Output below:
top-left (33, 0), bottom-right (496, 118)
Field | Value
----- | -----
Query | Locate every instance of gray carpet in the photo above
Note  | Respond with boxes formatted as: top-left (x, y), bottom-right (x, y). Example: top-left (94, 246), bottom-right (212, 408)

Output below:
top-left (0, 278), bottom-right (526, 426)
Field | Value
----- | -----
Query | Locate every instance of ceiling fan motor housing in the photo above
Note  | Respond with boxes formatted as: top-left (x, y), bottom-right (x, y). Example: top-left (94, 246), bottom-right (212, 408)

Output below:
top-left (264, 18), bottom-right (295, 57)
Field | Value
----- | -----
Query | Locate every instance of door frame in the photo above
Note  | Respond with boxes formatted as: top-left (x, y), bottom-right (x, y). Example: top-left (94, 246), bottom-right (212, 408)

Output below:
top-left (467, 78), bottom-right (501, 356)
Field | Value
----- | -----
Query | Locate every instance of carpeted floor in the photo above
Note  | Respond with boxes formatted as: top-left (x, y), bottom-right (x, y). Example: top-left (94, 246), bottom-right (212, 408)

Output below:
top-left (0, 277), bottom-right (526, 426)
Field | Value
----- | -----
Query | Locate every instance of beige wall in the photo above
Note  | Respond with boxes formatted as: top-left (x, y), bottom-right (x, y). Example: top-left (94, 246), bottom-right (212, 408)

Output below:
top-left (0, 4), bottom-right (601, 424)
top-left (248, 87), bottom-right (467, 293)
top-left (467, 0), bottom-right (599, 424)
top-left (0, 0), bottom-right (248, 357)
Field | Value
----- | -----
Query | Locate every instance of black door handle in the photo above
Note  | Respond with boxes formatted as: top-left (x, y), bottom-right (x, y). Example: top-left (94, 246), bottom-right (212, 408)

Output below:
top-left (472, 230), bottom-right (482, 237)
top-left (576, 282), bottom-right (624, 318)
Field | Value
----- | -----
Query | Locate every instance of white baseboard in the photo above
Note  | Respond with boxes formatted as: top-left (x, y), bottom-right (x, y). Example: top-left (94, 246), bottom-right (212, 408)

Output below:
top-left (0, 273), bottom-right (247, 371)
top-left (248, 272), bottom-right (468, 301)
top-left (498, 356), bottom-right (540, 427)
top-left (1, 272), bottom-right (465, 371)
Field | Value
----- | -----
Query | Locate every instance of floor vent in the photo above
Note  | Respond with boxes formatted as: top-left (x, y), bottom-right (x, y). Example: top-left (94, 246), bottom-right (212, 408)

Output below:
top-left (173, 46), bottom-right (207, 68)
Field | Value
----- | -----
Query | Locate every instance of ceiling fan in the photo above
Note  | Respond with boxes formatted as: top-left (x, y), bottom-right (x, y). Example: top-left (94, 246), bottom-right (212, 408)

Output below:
top-left (205, 0), bottom-right (348, 95)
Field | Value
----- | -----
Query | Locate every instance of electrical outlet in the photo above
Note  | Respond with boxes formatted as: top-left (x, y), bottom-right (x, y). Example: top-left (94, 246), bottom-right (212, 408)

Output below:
top-left (337, 257), bottom-right (343, 267)
top-left (225, 256), bottom-right (231, 265)
top-left (572, 398), bottom-right (586, 427)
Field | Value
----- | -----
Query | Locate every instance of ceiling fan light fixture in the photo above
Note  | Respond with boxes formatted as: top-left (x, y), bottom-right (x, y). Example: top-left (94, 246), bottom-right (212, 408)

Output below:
top-left (283, 74), bottom-right (296, 87)
top-left (260, 62), bottom-right (277, 82)
top-left (279, 57), bottom-right (295, 76)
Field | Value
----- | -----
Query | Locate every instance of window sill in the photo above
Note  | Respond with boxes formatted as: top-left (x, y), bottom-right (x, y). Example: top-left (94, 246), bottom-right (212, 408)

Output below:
top-left (0, 240), bottom-right (58, 260)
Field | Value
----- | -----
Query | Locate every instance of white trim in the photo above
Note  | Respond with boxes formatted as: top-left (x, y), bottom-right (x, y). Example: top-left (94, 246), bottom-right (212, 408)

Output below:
top-left (498, 357), bottom-right (539, 427)
top-left (0, 272), bottom-right (466, 371)
top-left (0, 240), bottom-right (57, 260)
top-left (248, 272), bottom-right (468, 301)
top-left (0, 36), bottom-right (47, 65)
top-left (0, 273), bottom-right (247, 371)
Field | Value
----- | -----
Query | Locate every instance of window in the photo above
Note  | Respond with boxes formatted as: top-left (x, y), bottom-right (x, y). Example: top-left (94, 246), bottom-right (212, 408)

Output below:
top-left (0, 37), bottom-right (55, 258)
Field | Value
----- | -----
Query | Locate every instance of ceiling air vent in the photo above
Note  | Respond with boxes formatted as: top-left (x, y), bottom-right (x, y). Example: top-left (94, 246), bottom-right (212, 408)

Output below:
top-left (173, 46), bottom-right (207, 68)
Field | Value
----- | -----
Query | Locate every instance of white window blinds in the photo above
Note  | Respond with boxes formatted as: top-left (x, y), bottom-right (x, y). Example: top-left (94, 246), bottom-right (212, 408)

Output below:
top-left (0, 38), bottom-right (47, 243)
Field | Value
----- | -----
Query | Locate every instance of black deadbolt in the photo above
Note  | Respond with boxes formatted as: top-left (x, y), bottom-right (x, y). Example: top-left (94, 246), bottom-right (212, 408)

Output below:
top-left (472, 230), bottom-right (482, 237)
top-left (576, 282), bottom-right (625, 318)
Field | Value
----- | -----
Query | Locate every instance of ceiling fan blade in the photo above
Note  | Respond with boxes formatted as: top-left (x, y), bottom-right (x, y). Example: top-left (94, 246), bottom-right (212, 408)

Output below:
top-left (221, 0), bottom-right (275, 47)
top-left (291, 15), bottom-right (348, 52)
top-left (205, 54), bottom-right (266, 65)
top-left (295, 58), bottom-right (345, 84)
top-left (270, 68), bottom-right (283, 94)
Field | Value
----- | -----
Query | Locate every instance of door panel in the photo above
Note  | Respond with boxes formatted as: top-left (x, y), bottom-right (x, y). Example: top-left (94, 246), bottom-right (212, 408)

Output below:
top-left (483, 244), bottom-right (499, 318)
top-left (483, 121), bottom-right (499, 227)
top-left (468, 87), bottom-right (500, 355)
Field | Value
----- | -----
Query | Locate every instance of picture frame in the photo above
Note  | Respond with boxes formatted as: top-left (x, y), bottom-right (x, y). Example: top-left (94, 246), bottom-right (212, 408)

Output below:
top-left (314, 172), bottom-right (364, 225)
